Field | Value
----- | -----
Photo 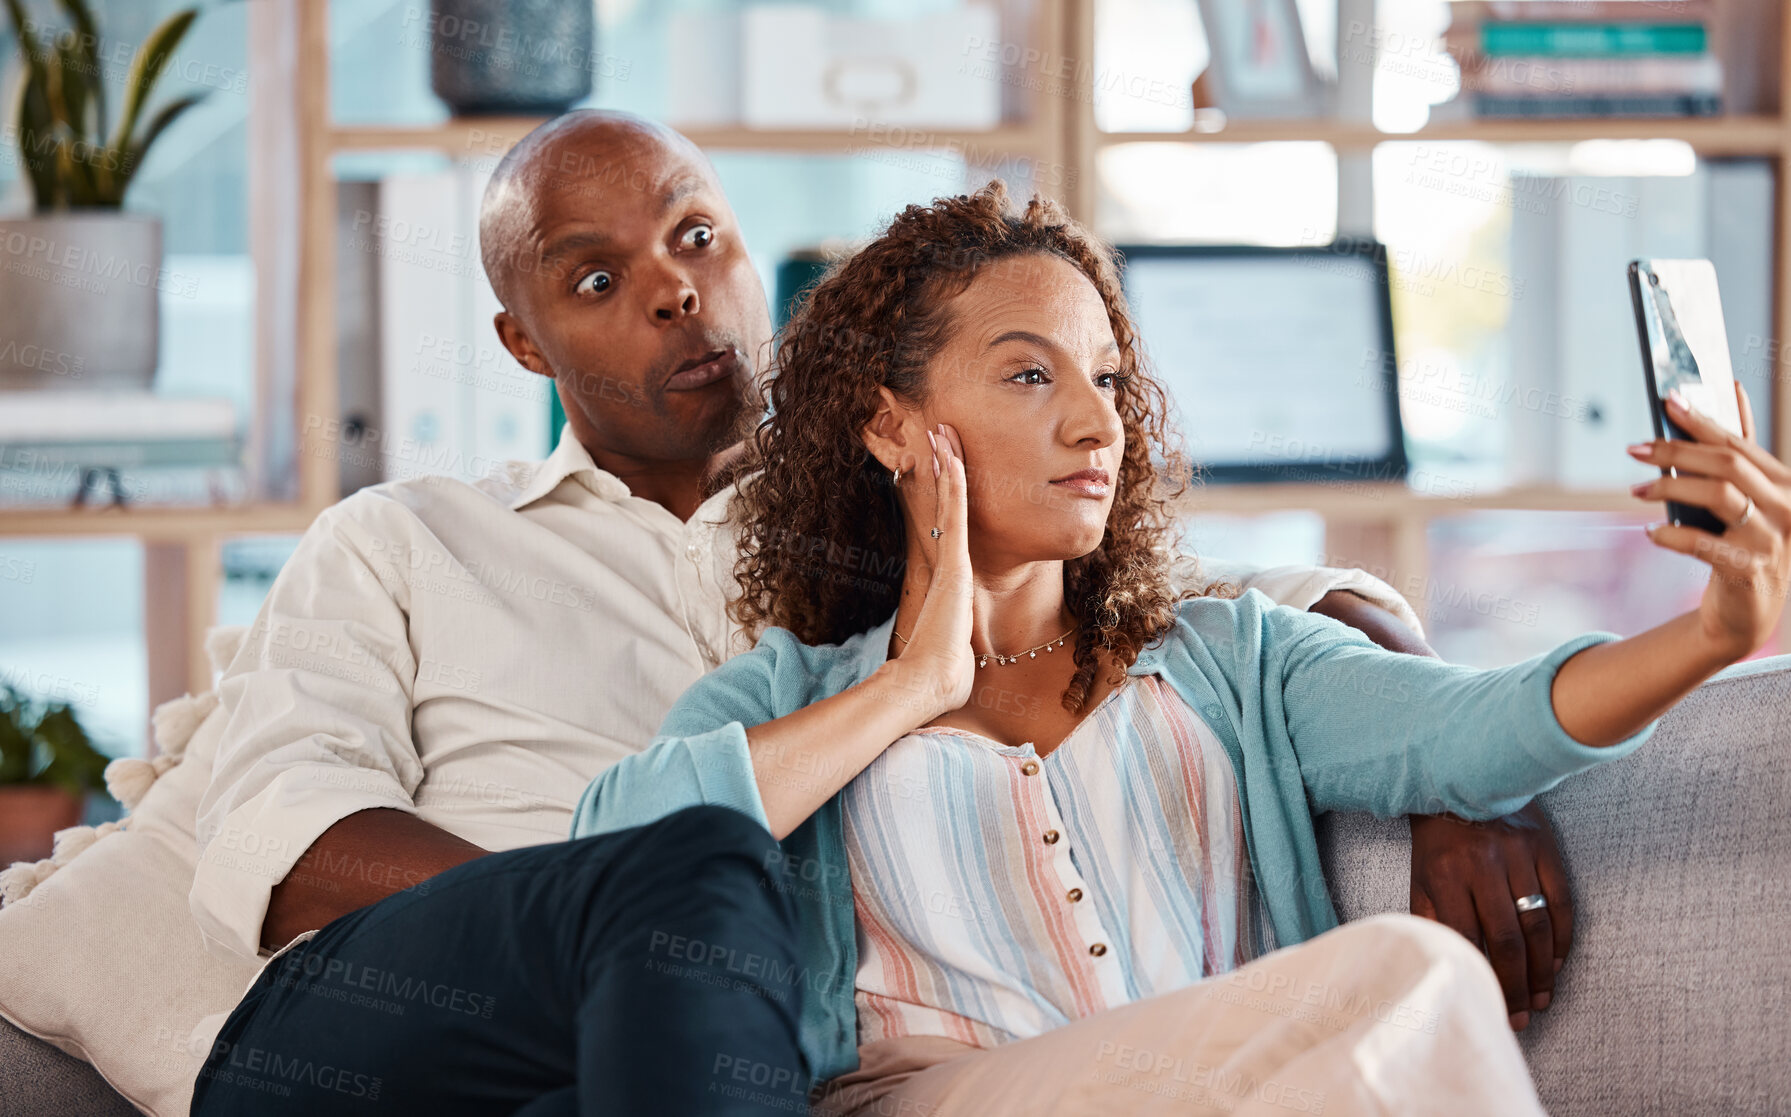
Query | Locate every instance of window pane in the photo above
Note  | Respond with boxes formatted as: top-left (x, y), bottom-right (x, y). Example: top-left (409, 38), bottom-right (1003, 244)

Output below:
top-left (1092, 0), bottom-right (1202, 133)
top-left (1423, 510), bottom-right (1706, 668)
top-left (1366, 0), bottom-right (1457, 133)
top-left (1100, 143), bottom-right (1338, 244)
top-left (219, 537), bottom-right (303, 629)
top-left (1373, 142), bottom-right (1774, 491)
top-left (1182, 512), bottom-right (1327, 571)
top-left (0, 540), bottom-right (145, 763)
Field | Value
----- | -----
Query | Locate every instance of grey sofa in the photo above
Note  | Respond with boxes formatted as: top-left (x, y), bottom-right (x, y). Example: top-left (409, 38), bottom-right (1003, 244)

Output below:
top-left (3, 654), bottom-right (1786, 1116)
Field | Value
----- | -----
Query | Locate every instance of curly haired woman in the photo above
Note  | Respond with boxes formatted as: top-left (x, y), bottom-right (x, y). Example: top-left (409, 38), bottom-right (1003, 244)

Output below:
top-left (573, 182), bottom-right (1791, 1115)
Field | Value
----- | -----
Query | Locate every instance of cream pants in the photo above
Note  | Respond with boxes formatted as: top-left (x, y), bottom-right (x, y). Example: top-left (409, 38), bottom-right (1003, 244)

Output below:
top-left (816, 913), bottom-right (1546, 1117)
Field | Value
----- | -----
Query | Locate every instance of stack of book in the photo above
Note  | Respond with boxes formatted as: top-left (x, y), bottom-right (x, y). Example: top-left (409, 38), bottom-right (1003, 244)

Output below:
top-left (1445, 1), bottom-right (1722, 118)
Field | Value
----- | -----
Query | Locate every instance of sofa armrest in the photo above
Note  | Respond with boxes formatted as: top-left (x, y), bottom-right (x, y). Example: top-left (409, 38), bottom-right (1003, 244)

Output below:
top-left (1318, 654), bottom-right (1791, 1115)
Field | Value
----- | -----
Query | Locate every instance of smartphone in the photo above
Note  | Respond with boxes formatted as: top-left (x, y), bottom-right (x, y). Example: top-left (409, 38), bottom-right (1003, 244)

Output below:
top-left (1627, 258), bottom-right (1746, 534)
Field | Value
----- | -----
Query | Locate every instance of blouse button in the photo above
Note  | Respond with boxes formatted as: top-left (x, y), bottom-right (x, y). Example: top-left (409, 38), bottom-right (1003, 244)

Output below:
top-left (1021, 760), bottom-right (1040, 776)
top-left (1089, 943), bottom-right (1108, 957)
top-left (1042, 830), bottom-right (1060, 845)
top-left (1067, 888), bottom-right (1083, 903)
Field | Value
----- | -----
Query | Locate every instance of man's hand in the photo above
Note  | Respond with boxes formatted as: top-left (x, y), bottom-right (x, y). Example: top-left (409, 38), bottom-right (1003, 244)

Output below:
top-left (1408, 803), bottom-right (1569, 1031)
top-left (261, 808), bottom-right (489, 951)
top-left (1309, 588), bottom-right (1573, 1031)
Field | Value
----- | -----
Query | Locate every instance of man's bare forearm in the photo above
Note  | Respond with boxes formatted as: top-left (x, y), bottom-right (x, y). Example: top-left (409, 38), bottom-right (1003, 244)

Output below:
top-left (261, 807), bottom-right (489, 951)
top-left (1310, 589), bottom-right (1437, 659)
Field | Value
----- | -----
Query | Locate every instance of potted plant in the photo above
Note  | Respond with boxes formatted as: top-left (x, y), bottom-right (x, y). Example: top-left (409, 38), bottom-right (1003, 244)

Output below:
top-left (0, 683), bottom-right (110, 865)
top-left (0, 0), bottom-right (203, 391)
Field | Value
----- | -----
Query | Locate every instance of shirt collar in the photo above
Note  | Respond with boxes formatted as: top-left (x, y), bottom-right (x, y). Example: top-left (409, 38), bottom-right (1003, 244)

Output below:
top-left (508, 426), bottom-right (633, 510)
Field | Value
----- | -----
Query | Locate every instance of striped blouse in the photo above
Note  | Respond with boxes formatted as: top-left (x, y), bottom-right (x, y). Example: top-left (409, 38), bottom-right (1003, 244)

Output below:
top-left (842, 672), bottom-right (1278, 1050)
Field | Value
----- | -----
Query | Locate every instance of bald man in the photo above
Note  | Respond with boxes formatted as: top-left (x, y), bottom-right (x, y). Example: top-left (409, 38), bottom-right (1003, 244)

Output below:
top-left (188, 114), bottom-right (805, 1117)
top-left (187, 112), bottom-right (1573, 1114)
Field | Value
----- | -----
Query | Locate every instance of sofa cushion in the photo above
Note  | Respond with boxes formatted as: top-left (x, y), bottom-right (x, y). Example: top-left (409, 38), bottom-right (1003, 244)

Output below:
top-left (1319, 654), bottom-right (1791, 1115)
top-left (0, 634), bottom-right (263, 1117)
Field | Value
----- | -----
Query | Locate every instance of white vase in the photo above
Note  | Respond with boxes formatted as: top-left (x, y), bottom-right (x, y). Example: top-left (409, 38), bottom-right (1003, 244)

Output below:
top-left (0, 213), bottom-right (161, 391)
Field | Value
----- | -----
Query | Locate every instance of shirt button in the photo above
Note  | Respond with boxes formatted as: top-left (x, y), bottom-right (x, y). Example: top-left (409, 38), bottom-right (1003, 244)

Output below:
top-left (1066, 888), bottom-right (1083, 903)
top-left (686, 542), bottom-right (701, 559)
top-left (1089, 943), bottom-right (1108, 957)
top-left (1021, 760), bottom-right (1040, 776)
top-left (1042, 830), bottom-right (1060, 845)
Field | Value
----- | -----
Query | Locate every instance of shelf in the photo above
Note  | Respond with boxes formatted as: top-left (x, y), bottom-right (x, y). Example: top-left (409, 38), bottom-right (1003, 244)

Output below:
top-left (0, 482), bottom-right (1650, 539)
top-left (331, 121), bottom-right (1053, 160)
top-left (1100, 114), bottom-right (1789, 155)
top-left (1175, 483), bottom-right (1650, 519)
top-left (0, 502), bottom-right (320, 541)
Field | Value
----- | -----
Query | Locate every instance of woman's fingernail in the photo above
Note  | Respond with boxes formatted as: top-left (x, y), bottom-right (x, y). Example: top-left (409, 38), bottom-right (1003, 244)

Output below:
top-left (1554, 958), bottom-right (1564, 974)
top-left (1627, 443), bottom-right (1654, 457)
top-left (1510, 1011), bottom-right (1530, 1031)
top-left (1532, 991), bottom-right (1551, 1011)
top-left (1630, 481), bottom-right (1652, 495)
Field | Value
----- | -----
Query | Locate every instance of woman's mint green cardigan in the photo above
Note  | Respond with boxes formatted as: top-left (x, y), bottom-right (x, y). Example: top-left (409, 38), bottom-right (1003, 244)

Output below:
top-left (570, 589), bottom-right (1658, 1083)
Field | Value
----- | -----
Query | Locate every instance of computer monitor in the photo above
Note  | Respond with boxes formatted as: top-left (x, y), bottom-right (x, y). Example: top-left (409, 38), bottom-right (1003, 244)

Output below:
top-left (1117, 242), bottom-right (1407, 484)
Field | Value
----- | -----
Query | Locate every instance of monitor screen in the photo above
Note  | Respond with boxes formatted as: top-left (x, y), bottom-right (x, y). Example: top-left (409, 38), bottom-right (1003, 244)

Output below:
top-left (1119, 243), bottom-right (1406, 483)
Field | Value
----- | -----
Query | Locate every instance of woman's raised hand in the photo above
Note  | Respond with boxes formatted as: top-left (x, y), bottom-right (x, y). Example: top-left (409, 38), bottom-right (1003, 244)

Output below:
top-left (899, 422), bottom-right (977, 721)
top-left (1630, 382), bottom-right (1791, 661)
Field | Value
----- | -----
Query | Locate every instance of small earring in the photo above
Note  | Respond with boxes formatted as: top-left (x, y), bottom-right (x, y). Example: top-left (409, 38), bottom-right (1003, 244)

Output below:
top-left (892, 466), bottom-right (902, 485)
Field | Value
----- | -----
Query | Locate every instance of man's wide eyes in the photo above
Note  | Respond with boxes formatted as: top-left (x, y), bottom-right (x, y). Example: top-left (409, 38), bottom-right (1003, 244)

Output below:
top-left (574, 270), bottom-right (612, 296)
top-left (682, 224), bottom-right (714, 249)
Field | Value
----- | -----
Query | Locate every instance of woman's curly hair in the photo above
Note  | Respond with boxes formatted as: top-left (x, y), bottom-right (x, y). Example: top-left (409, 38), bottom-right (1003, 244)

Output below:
top-left (727, 180), bottom-right (1229, 714)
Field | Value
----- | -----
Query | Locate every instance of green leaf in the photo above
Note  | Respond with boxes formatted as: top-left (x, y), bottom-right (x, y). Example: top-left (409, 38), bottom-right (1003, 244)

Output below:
top-left (14, 56), bottom-right (61, 208)
top-left (3, 0), bottom-right (47, 72)
top-left (32, 705), bottom-right (108, 796)
top-left (114, 90), bottom-right (201, 200)
top-left (45, 32), bottom-right (83, 138)
top-left (0, 696), bottom-right (30, 784)
top-left (110, 6), bottom-right (195, 156)
top-left (53, 121), bottom-right (101, 205)
top-left (54, 0), bottom-right (102, 139)
top-left (0, 690), bottom-right (107, 794)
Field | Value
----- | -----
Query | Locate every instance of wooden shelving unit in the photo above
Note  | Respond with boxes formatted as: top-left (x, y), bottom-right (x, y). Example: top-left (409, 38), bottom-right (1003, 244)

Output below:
top-left (1099, 114), bottom-right (1790, 154)
top-left (331, 120), bottom-right (1057, 158)
top-left (3, 0), bottom-right (1786, 723)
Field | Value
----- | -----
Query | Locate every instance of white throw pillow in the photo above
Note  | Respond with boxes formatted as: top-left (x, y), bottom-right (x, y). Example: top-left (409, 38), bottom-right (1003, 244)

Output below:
top-left (0, 629), bottom-right (261, 1117)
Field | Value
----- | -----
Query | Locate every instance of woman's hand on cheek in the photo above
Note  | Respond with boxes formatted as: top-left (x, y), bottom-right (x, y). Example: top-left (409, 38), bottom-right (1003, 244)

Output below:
top-left (902, 422), bottom-right (976, 720)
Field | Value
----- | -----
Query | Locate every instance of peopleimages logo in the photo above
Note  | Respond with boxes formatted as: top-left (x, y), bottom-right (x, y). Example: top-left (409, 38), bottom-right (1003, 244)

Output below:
top-left (0, 230), bottom-right (199, 297)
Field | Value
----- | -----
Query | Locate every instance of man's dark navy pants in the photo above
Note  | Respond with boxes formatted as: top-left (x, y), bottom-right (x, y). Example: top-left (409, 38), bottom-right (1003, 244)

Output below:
top-left (188, 805), bottom-right (812, 1116)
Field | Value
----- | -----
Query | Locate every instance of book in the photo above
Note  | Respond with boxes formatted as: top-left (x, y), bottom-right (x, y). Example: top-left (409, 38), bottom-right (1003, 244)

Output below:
top-left (1480, 23), bottom-right (1707, 55)
top-left (1473, 92), bottom-right (1721, 116)
top-left (1448, 1), bottom-right (1713, 23)
top-left (1457, 53), bottom-right (1722, 95)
